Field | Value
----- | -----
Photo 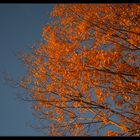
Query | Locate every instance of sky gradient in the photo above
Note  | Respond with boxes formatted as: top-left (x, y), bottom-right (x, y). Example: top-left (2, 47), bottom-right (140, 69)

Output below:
top-left (0, 4), bottom-right (54, 136)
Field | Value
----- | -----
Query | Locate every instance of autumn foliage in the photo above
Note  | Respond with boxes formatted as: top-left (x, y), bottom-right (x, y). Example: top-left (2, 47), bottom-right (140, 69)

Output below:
top-left (18, 4), bottom-right (140, 136)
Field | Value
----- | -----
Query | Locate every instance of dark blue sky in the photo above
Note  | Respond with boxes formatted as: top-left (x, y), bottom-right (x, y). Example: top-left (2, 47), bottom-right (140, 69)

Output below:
top-left (0, 4), bottom-right (54, 136)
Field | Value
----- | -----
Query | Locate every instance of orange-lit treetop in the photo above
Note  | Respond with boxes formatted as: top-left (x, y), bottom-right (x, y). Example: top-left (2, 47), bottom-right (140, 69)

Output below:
top-left (18, 4), bottom-right (140, 136)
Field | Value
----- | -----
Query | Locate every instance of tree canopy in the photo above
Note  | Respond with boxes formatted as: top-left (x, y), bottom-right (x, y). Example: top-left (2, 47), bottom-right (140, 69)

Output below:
top-left (16, 4), bottom-right (140, 136)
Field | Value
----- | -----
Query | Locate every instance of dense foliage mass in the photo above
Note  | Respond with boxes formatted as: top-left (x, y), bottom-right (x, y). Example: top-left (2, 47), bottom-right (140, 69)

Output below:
top-left (18, 4), bottom-right (140, 136)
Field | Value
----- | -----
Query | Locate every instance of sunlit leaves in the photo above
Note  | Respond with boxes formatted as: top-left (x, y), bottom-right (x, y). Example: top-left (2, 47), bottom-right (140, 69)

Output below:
top-left (18, 4), bottom-right (140, 136)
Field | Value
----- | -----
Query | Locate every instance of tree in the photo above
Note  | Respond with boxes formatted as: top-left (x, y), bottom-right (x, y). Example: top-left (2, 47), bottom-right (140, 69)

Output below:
top-left (16, 4), bottom-right (140, 136)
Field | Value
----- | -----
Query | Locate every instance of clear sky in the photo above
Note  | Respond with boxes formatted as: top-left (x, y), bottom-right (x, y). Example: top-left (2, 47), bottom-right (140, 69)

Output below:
top-left (0, 4), bottom-right (54, 136)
